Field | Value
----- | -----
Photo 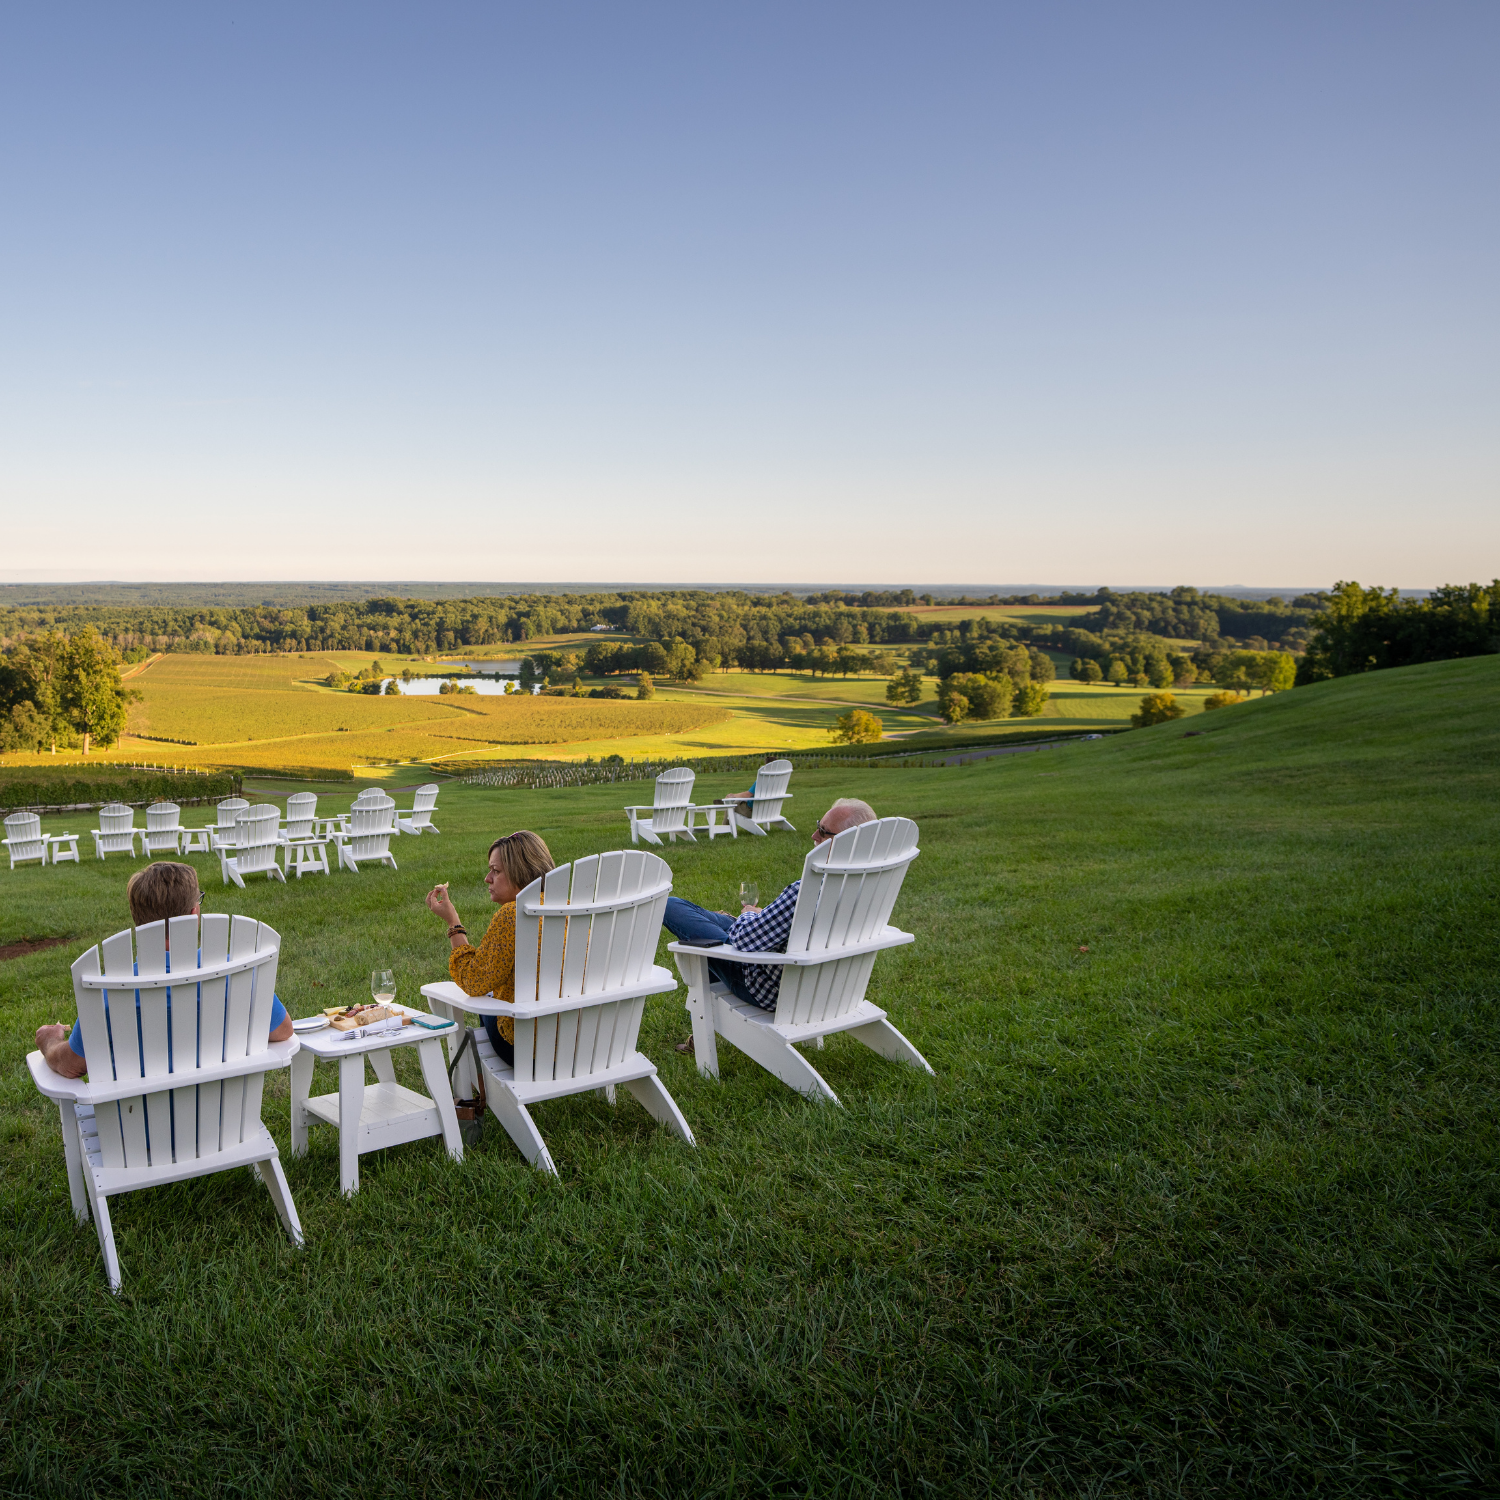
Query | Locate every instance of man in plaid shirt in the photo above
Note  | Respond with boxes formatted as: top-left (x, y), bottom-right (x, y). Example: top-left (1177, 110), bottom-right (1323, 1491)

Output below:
top-left (663, 799), bottom-right (877, 1047)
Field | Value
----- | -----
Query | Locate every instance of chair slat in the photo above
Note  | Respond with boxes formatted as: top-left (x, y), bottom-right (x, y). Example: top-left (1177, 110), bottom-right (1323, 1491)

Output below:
top-left (534, 1011), bottom-right (559, 1084)
top-left (554, 1008), bottom-right (581, 1081)
top-left (512, 1017), bottom-right (536, 1085)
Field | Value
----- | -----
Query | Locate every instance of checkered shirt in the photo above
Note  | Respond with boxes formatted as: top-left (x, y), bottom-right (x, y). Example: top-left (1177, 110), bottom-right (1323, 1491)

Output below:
top-left (725, 880), bottom-right (800, 1011)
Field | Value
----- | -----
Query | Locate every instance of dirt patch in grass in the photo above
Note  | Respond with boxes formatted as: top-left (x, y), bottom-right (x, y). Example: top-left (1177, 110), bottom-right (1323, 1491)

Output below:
top-left (0, 935), bottom-right (72, 962)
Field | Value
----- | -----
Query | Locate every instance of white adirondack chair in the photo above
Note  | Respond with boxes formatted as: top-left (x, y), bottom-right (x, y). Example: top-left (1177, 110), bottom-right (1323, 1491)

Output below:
top-left (335, 796), bottom-right (398, 873)
top-left (333, 787), bottom-right (386, 836)
top-left (669, 816), bottom-right (931, 1105)
top-left (141, 802), bottom-right (183, 856)
top-left (396, 784), bottom-right (441, 836)
top-left (421, 849), bottom-right (692, 1176)
top-left (91, 803), bottom-right (140, 860)
top-left (283, 792), bottom-right (318, 840)
top-left (25, 913), bottom-right (303, 1293)
top-left (220, 805), bottom-right (286, 887)
top-left (625, 768), bottom-right (697, 845)
top-left (4, 811), bottom-right (50, 870)
top-left (279, 791), bottom-right (329, 877)
top-left (205, 798), bottom-right (249, 852)
top-left (730, 759), bottom-right (795, 835)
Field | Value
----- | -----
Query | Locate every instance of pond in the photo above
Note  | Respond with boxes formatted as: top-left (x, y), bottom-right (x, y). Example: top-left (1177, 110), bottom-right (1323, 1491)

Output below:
top-left (439, 660), bottom-right (524, 676)
top-left (382, 678), bottom-right (538, 696)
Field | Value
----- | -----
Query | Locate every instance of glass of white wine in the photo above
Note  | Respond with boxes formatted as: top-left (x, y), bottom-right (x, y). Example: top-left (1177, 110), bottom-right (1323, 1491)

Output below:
top-left (371, 968), bottom-right (396, 1008)
top-left (738, 881), bottom-right (759, 911)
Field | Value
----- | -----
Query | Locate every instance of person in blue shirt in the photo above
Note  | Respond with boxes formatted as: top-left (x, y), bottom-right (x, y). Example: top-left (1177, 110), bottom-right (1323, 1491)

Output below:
top-left (33, 861), bottom-right (291, 1079)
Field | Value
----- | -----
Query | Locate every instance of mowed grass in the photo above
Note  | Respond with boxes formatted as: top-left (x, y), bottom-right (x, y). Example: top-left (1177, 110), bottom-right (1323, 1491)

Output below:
top-left (1, 655), bottom-right (1497, 1495)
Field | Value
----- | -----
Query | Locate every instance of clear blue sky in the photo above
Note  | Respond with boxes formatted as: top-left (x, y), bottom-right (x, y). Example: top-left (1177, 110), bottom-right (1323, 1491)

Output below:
top-left (1, 2), bottom-right (1495, 588)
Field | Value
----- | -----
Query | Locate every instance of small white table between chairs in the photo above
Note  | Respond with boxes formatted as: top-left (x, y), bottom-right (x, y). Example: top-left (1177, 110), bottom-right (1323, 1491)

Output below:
top-left (289, 1004), bottom-right (464, 1196)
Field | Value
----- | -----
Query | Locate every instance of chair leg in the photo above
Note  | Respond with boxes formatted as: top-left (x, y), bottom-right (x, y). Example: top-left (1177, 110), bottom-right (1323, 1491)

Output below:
top-left (846, 1018), bottom-right (935, 1076)
top-left (720, 1013), bottom-right (841, 1105)
top-left (623, 1073), bottom-right (696, 1147)
top-left (90, 1186), bottom-right (122, 1293)
top-left (732, 813), bottom-right (767, 836)
top-left (59, 1102), bottom-right (90, 1223)
top-left (675, 957), bottom-right (721, 1079)
top-left (257, 1151), bottom-right (305, 1247)
top-left (490, 1085), bottom-right (558, 1177)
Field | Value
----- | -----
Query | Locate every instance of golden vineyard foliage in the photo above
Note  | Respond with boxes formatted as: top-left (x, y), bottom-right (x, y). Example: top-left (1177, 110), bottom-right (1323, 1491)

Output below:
top-left (116, 654), bottom-right (730, 771)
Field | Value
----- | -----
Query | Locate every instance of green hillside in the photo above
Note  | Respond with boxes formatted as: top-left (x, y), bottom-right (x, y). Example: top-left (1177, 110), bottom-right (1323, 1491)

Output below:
top-left (1, 656), bottom-right (1495, 1496)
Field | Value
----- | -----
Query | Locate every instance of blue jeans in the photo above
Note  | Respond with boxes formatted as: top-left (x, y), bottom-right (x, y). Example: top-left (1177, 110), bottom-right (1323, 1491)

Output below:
top-left (663, 897), bottom-right (756, 1006)
top-left (482, 1014), bottom-right (515, 1068)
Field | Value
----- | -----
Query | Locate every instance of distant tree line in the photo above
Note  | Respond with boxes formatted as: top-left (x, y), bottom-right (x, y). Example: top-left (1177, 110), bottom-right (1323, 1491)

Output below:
top-left (1296, 581), bottom-right (1500, 681)
top-left (0, 592), bottom-right (925, 660)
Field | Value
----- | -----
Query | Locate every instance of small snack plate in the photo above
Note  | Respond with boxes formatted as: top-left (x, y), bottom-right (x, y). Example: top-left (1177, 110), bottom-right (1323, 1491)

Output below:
top-left (292, 1015), bottom-right (331, 1033)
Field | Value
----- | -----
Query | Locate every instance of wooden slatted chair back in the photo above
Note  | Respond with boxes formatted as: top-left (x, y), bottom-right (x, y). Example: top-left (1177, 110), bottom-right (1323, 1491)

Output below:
top-left (345, 796), bottom-right (396, 864)
top-left (510, 850), bottom-right (673, 1088)
top-left (92, 803), bottom-right (139, 858)
top-left (284, 793), bottom-right (318, 840)
top-left (70, 915), bottom-right (282, 1170)
top-left (145, 803), bottom-right (181, 833)
top-left (773, 817), bottom-right (920, 1030)
top-left (231, 805), bottom-right (283, 878)
top-left (649, 768), bottom-right (695, 837)
top-left (352, 787), bottom-right (384, 808)
top-left (141, 801), bottom-right (182, 855)
top-left (214, 798), bottom-right (249, 835)
top-left (749, 760), bottom-right (793, 822)
top-left (5, 811), bottom-right (48, 868)
top-left (404, 784), bottom-right (440, 831)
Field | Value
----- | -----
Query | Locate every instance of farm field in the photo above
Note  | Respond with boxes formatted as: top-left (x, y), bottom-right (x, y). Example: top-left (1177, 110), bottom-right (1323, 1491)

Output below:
top-left (1, 656), bottom-right (1495, 1494)
top-left (907, 603), bottom-right (1097, 628)
top-left (52, 653), bottom-right (729, 774)
top-left (8, 651), bottom-right (1240, 779)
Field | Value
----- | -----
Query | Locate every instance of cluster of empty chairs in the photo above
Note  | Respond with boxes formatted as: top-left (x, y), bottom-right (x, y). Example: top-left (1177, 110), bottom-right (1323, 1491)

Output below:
top-left (3, 784), bottom-right (441, 883)
top-left (625, 759), bottom-right (795, 846)
top-left (28, 816), bottom-right (930, 1292)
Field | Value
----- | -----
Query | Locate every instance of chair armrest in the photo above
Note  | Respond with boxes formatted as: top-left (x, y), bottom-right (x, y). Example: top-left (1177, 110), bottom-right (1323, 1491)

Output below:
top-left (668, 927), bottom-right (914, 967)
top-left (421, 972), bottom-right (677, 1019)
top-left (27, 1050), bottom-right (85, 1103)
top-left (28, 1039), bottom-right (301, 1106)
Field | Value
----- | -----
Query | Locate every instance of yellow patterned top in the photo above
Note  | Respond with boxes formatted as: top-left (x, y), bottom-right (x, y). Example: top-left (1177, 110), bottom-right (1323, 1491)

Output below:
top-left (449, 901), bottom-right (518, 1043)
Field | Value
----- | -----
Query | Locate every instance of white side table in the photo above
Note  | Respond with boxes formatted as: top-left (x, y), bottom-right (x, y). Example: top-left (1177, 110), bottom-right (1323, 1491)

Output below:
top-left (281, 838), bottom-right (330, 877)
top-left (180, 826), bottom-right (214, 854)
top-left (48, 833), bottom-right (81, 865)
top-left (687, 802), bottom-right (738, 840)
top-left (289, 1005), bottom-right (463, 1196)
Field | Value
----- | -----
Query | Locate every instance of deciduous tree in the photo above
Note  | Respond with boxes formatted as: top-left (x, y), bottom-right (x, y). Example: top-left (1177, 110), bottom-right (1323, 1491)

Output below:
top-left (886, 670), bottom-right (924, 705)
top-left (60, 627), bottom-right (133, 753)
top-left (1131, 692), bottom-right (1186, 728)
top-left (831, 709), bottom-right (883, 744)
top-left (1014, 682), bottom-right (1048, 717)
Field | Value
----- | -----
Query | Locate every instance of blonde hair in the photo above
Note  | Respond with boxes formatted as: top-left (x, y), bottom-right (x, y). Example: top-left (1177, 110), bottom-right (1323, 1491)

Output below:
top-left (488, 830), bottom-right (556, 892)
top-left (127, 862), bottom-right (202, 927)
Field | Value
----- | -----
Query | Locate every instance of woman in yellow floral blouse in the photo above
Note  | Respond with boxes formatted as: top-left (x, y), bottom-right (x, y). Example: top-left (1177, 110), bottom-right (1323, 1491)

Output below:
top-left (425, 830), bottom-right (555, 1066)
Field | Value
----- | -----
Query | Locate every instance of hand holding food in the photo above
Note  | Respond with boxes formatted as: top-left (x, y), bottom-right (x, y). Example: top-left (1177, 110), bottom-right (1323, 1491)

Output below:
top-left (425, 882), bottom-right (459, 925)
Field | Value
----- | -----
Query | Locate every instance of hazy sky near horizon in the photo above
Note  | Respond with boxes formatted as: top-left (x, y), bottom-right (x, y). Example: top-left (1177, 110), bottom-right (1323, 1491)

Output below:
top-left (1, 2), bottom-right (1495, 588)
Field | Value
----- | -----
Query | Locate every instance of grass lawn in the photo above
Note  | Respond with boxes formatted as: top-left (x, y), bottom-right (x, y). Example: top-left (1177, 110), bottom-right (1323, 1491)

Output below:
top-left (1, 656), bottom-right (1496, 1496)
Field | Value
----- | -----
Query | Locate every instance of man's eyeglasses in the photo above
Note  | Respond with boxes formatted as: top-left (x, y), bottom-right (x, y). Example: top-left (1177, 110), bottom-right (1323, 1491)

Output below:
top-left (813, 821), bottom-right (833, 841)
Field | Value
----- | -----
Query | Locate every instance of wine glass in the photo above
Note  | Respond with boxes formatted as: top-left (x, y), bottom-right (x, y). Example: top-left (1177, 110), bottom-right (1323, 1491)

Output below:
top-left (371, 968), bottom-right (396, 1008)
top-left (738, 881), bottom-right (759, 912)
